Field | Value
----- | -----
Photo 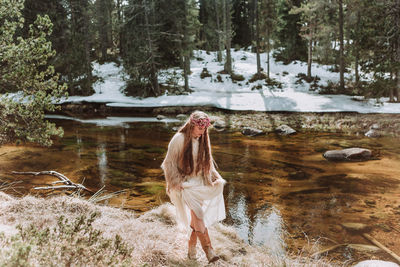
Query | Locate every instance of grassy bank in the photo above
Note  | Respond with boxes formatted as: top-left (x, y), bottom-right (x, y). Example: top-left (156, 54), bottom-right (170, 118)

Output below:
top-left (0, 192), bottom-right (333, 266)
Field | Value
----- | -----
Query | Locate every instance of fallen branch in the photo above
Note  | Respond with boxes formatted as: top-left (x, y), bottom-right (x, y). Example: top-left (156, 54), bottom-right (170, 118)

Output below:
top-left (362, 233), bottom-right (400, 264)
top-left (12, 171), bottom-right (92, 193)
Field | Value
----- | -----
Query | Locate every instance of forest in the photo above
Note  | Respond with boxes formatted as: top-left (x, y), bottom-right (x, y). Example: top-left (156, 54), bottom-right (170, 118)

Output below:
top-left (1, 0), bottom-right (400, 146)
top-left (1, 0), bottom-right (400, 97)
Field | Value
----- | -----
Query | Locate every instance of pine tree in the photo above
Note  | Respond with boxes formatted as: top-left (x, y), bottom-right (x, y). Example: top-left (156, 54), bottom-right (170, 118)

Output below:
top-left (275, 0), bottom-right (307, 63)
top-left (0, 0), bottom-right (67, 146)
top-left (232, 0), bottom-right (251, 47)
top-left (290, 0), bottom-right (321, 80)
top-left (223, 0), bottom-right (233, 74)
top-left (260, 0), bottom-right (277, 78)
top-left (122, 0), bottom-right (160, 97)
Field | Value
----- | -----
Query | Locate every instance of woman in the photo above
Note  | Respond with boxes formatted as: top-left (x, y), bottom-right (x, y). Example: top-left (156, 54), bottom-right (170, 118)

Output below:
top-left (161, 111), bottom-right (226, 263)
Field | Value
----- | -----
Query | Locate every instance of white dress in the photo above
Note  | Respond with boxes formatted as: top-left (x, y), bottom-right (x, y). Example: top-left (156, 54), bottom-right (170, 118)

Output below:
top-left (163, 133), bottom-right (226, 234)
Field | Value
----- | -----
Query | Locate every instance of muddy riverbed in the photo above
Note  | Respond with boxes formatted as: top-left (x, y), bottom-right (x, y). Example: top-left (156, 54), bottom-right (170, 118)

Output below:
top-left (1, 112), bottom-right (400, 265)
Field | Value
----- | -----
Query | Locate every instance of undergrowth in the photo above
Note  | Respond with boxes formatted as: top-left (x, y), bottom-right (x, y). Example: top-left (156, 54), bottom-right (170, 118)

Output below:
top-left (0, 212), bottom-right (133, 267)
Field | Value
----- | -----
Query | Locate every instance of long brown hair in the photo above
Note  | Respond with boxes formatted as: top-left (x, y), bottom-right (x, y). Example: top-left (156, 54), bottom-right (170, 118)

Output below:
top-left (178, 111), bottom-right (212, 183)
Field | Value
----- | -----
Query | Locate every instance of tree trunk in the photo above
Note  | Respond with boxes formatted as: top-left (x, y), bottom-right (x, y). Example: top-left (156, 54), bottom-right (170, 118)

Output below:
top-left (82, 1), bottom-right (92, 95)
top-left (307, 20), bottom-right (313, 80)
top-left (183, 0), bottom-right (190, 91)
top-left (255, 0), bottom-right (261, 74)
top-left (144, 0), bottom-right (159, 95)
top-left (354, 10), bottom-right (360, 85)
top-left (396, 0), bottom-right (400, 102)
top-left (214, 0), bottom-right (222, 62)
top-left (266, 27), bottom-right (270, 78)
top-left (117, 0), bottom-right (123, 54)
top-left (339, 0), bottom-right (345, 91)
top-left (223, 0), bottom-right (232, 75)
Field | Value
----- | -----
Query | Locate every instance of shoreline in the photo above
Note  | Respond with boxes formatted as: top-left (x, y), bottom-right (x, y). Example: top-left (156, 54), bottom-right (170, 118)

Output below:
top-left (55, 102), bottom-right (400, 137)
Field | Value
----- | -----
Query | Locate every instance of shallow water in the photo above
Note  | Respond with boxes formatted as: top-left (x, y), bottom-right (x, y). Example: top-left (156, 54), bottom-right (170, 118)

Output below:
top-left (1, 116), bottom-right (400, 263)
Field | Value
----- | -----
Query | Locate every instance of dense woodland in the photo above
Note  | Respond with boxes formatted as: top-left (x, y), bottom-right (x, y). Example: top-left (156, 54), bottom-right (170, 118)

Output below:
top-left (1, 0), bottom-right (400, 145)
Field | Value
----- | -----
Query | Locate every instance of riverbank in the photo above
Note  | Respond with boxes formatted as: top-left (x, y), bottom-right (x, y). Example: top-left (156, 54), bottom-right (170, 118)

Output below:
top-left (0, 192), bottom-right (333, 266)
top-left (58, 103), bottom-right (400, 137)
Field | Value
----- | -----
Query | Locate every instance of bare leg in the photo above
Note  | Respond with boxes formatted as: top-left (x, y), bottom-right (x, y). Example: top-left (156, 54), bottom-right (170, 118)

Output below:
top-left (190, 210), bottom-right (219, 263)
top-left (190, 210), bottom-right (206, 233)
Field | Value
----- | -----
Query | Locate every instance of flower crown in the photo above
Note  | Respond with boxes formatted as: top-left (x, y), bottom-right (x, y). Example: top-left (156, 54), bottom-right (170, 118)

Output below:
top-left (190, 115), bottom-right (211, 128)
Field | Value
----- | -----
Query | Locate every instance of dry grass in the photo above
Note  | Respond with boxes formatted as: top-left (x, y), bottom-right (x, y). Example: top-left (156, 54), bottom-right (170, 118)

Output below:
top-left (0, 192), bottom-right (334, 266)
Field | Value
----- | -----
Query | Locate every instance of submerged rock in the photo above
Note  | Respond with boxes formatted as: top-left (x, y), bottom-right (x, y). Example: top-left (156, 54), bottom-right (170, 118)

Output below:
top-left (323, 148), bottom-right (372, 161)
top-left (275, 125), bottom-right (296, 135)
top-left (340, 222), bottom-right (369, 232)
top-left (241, 127), bottom-right (264, 136)
top-left (348, 244), bottom-right (381, 253)
top-left (157, 115), bottom-right (166, 120)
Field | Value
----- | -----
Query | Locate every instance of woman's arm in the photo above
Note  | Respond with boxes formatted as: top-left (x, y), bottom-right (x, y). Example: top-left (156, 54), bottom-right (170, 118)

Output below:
top-left (161, 133), bottom-right (185, 191)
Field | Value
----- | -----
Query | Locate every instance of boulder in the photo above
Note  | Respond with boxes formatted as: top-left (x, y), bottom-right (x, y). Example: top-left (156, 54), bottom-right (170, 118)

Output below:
top-left (348, 244), bottom-right (381, 253)
top-left (353, 260), bottom-right (399, 267)
top-left (157, 115), bottom-right (166, 120)
top-left (370, 123), bottom-right (380, 130)
top-left (213, 120), bottom-right (226, 130)
top-left (365, 129), bottom-right (381, 138)
top-left (323, 148), bottom-right (372, 161)
top-left (176, 114), bottom-right (187, 120)
top-left (275, 125), bottom-right (296, 135)
top-left (241, 127), bottom-right (264, 137)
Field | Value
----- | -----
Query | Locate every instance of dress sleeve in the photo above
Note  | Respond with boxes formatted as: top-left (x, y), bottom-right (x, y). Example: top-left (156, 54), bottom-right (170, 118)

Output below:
top-left (161, 133), bottom-right (185, 191)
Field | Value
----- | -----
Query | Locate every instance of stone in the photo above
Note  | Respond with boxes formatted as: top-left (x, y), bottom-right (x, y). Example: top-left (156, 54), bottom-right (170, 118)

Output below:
top-left (341, 222), bottom-right (368, 231)
top-left (353, 260), bottom-right (399, 267)
top-left (323, 148), bottom-right (372, 161)
top-left (176, 114), bottom-right (187, 120)
top-left (370, 123), bottom-right (380, 130)
top-left (364, 199), bottom-right (376, 206)
top-left (275, 125), bottom-right (296, 135)
top-left (287, 171), bottom-right (309, 180)
top-left (241, 127), bottom-right (264, 136)
top-left (348, 244), bottom-right (381, 253)
top-left (213, 119), bottom-right (226, 130)
top-left (156, 115), bottom-right (166, 120)
top-left (365, 129), bottom-right (381, 138)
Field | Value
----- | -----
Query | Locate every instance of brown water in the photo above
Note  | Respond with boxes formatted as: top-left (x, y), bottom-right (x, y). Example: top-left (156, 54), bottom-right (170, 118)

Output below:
top-left (1, 116), bottom-right (400, 263)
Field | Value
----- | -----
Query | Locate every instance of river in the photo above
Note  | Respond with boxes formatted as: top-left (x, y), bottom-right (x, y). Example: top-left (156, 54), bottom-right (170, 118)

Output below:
top-left (1, 115), bottom-right (399, 264)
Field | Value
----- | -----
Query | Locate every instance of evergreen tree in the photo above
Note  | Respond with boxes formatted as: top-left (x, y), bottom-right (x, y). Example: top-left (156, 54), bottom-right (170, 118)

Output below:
top-left (260, 0), bottom-right (277, 78)
top-left (290, 0), bottom-right (321, 80)
top-left (232, 0), bottom-right (251, 47)
top-left (223, 0), bottom-right (233, 74)
top-left (0, 0), bottom-right (67, 146)
top-left (96, 0), bottom-right (114, 62)
top-left (122, 0), bottom-right (160, 97)
top-left (275, 0), bottom-right (307, 63)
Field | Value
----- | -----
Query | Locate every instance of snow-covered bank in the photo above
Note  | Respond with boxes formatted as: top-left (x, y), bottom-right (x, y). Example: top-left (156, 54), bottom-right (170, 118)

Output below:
top-left (61, 50), bottom-right (400, 114)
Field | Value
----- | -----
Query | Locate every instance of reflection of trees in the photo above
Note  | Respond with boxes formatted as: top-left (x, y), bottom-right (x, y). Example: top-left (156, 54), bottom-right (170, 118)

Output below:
top-left (96, 133), bottom-right (108, 186)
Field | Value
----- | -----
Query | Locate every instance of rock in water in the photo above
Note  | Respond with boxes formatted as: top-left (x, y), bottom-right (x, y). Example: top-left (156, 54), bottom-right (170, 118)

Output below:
top-left (275, 125), bottom-right (296, 135)
top-left (241, 127), bottom-right (264, 137)
top-left (323, 148), bottom-right (372, 161)
top-left (365, 129), bottom-right (381, 138)
top-left (213, 120), bottom-right (226, 130)
top-left (353, 260), bottom-right (399, 267)
top-left (176, 114), bottom-right (187, 120)
top-left (348, 244), bottom-right (381, 253)
top-left (157, 115), bottom-right (166, 120)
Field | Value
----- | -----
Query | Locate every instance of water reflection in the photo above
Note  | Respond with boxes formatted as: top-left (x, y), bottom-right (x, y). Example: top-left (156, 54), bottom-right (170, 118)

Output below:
top-left (96, 135), bottom-right (108, 185)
